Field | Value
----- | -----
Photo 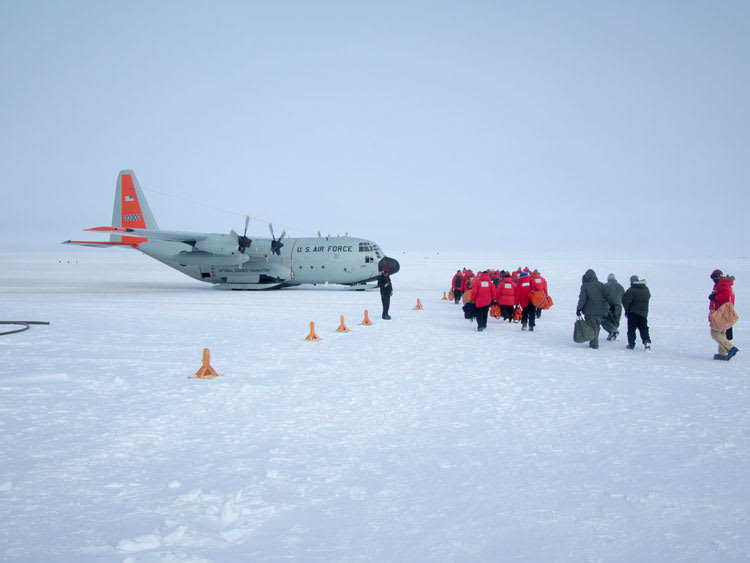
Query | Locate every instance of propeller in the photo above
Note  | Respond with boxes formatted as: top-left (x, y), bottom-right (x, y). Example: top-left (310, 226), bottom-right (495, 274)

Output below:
top-left (268, 222), bottom-right (286, 256)
top-left (230, 215), bottom-right (252, 267)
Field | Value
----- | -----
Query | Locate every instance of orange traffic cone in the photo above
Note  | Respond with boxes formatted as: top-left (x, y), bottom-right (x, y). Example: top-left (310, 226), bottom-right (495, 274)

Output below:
top-left (304, 321), bottom-right (322, 341)
top-left (360, 309), bottom-right (373, 325)
top-left (441, 291), bottom-right (448, 300)
top-left (191, 348), bottom-right (222, 379)
top-left (336, 315), bottom-right (351, 333)
top-left (413, 298), bottom-right (424, 310)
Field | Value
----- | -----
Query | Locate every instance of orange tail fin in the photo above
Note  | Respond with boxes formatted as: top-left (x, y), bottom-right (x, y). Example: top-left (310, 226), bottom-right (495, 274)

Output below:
top-left (111, 170), bottom-right (158, 245)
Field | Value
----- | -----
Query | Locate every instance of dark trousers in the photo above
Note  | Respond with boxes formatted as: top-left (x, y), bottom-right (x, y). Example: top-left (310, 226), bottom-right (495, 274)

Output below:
top-left (522, 304), bottom-right (536, 328)
top-left (381, 292), bottom-right (390, 317)
top-left (626, 313), bottom-right (650, 346)
top-left (476, 305), bottom-right (490, 329)
top-left (453, 289), bottom-right (463, 304)
top-left (500, 304), bottom-right (514, 321)
top-left (604, 304), bottom-right (623, 333)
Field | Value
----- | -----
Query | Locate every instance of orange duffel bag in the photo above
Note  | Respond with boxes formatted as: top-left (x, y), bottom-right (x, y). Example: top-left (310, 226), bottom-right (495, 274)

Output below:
top-left (530, 290), bottom-right (548, 308)
top-left (512, 306), bottom-right (522, 322)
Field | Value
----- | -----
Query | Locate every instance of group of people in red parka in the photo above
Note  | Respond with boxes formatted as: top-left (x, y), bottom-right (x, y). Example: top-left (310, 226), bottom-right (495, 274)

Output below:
top-left (450, 267), bottom-right (549, 332)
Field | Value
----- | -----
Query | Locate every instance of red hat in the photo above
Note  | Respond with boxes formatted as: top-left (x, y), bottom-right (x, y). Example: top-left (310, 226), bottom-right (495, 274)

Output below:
top-left (383, 267), bottom-right (389, 273)
top-left (711, 269), bottom-right (723, 279)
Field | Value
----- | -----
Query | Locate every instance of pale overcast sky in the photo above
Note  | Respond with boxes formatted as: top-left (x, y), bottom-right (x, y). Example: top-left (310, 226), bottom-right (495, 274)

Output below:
top-left (1, 1), bottom-right (748, 257)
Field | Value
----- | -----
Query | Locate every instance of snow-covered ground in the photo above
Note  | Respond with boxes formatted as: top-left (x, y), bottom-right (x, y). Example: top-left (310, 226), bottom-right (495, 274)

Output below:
top-left (1, 250), bottom-right (748, 562)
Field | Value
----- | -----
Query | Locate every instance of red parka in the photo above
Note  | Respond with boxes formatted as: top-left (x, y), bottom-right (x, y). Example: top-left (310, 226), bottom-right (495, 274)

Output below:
top-left (517, 274), bottom-right (534, 308)
top-left (530, 272), bottom-right (548, 295)
top-left (471, 272), bottom-right (494, 308)
top-left (710, 277), bottom-right (735, 312)
top-left (494, 276), bottom-right (519, 306)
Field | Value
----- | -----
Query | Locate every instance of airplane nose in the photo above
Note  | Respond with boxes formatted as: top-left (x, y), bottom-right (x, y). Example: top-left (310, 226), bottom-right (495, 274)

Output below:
top-left (378, 256), bottom-right (400, 275)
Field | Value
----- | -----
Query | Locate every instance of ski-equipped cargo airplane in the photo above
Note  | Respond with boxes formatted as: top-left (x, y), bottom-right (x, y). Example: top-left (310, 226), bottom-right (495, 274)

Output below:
top-left (63, 170), bottom-right (400, 289)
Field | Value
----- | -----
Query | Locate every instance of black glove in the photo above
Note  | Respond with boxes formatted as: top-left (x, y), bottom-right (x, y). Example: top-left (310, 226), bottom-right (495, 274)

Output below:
top-left (709, 293), bottom-right (716, 301)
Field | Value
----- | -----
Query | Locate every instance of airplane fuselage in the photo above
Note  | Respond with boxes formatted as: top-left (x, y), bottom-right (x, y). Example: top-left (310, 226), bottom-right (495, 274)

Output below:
top-left (140, 236), bottom-right (393, 289)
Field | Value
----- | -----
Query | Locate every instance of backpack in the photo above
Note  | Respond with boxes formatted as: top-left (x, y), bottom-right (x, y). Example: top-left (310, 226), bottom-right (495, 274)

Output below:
top-left (463, 302), bottom-right (477, 320)
top-left (490, 303), bottom-right (502, 319)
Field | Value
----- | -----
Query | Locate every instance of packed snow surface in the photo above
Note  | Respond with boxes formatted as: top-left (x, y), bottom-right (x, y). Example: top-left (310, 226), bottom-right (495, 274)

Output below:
top-left (1, 251), bottom-right (748, 562)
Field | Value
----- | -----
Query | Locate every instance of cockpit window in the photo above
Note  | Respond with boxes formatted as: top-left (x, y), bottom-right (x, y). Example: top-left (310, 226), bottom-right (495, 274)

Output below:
top-left (359, 242), bottom-right (372, 252)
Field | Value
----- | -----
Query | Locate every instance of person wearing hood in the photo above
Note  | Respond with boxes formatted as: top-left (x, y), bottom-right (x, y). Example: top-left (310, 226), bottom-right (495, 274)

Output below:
top-left (576, 269), bottom-right (609, 348)
top-left (708, 269), bottom-right (739, 360)
top-left (603, 273), bottom-right (625, 341)
top-left (377, 267), bottom-right (393, 320)
top-left (471, 271), bottom-right (495, 332)
top-left (622, 275), bottom-right (651, 350)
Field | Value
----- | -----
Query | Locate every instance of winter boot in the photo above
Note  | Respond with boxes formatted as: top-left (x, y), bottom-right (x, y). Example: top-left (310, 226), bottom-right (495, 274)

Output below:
top-left (727, 346), bottom-right (739, 359)
top-left (626, 344), bottom-right (635, 350)
top-left (606, 332), bottom-right (615, 341)
top-left (644, 341), bottom-right (651, 350)
top-left (521, 324), bottom-right (527, 331)
top-left (612, 331), bottom-right (618, 341)
top-left (714, 354), bottom-right (729, 361)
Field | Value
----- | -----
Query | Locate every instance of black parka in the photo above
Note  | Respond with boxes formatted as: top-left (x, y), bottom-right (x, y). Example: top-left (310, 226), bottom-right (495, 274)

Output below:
top-left (378, 273), bottom-right (392, 295)
top-left (622, 280), bottom-right (650, 318)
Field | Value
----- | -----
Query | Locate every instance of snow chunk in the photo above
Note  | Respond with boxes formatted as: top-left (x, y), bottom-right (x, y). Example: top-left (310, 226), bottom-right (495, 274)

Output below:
top-left (116, 534), bottom-right (161, 553)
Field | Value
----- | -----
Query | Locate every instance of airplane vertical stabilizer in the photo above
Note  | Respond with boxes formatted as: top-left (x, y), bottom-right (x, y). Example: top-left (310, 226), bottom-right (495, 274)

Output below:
top-left (110, 170), bottom-right (159, 244)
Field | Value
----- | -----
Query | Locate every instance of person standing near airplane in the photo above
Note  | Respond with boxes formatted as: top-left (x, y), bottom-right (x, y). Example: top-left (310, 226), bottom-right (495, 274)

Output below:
top-left (378, 267), bottom-right (393, 320)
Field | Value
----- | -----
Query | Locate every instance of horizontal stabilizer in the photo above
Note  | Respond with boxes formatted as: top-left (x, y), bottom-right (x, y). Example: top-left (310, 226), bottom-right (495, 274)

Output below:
top-left (62, 240), bottom-right (138, 248)
top-left (84, 225), bottom-right (209, 243)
